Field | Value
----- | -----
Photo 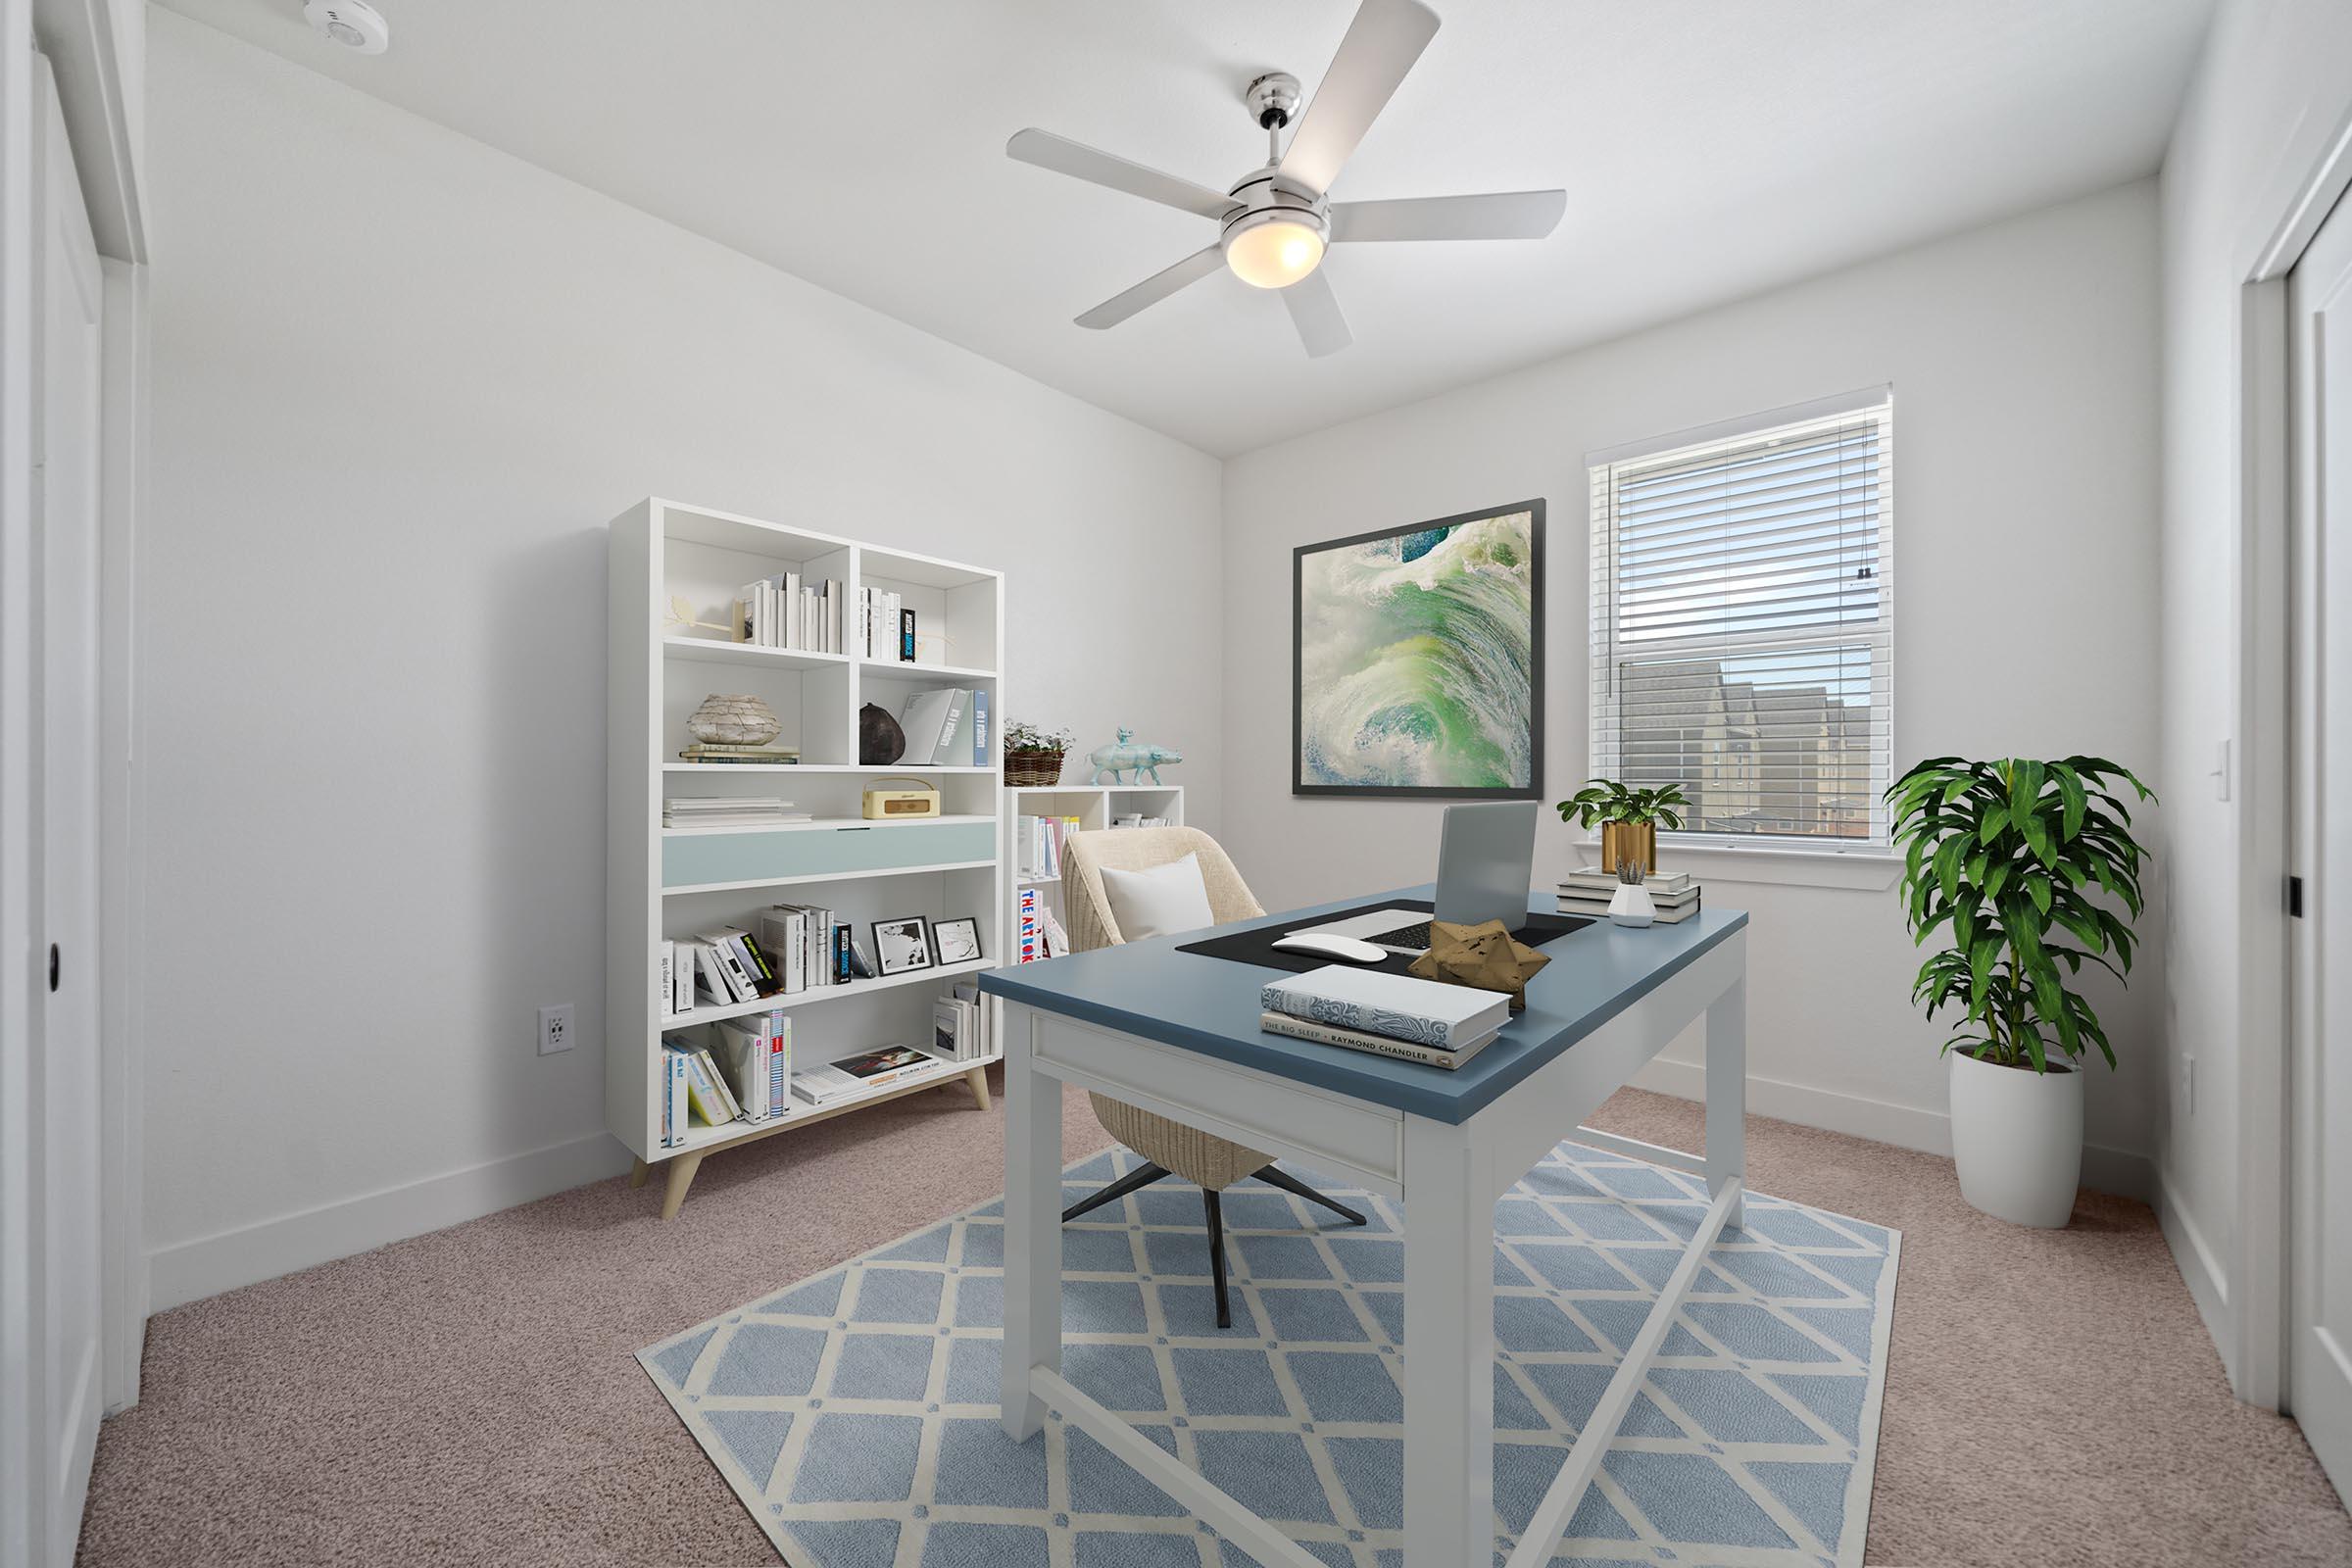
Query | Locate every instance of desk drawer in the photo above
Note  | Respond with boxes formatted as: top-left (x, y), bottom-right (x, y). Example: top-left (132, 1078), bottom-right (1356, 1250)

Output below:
top-left (662, 819), bottom-right (996, 890)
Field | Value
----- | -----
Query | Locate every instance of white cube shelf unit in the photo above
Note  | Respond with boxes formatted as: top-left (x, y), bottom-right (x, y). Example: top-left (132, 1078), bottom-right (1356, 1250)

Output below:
top-left (609, 498), bottom-right (1006, 1217)
top-left (1006, 782), bottom-right (1186, 960)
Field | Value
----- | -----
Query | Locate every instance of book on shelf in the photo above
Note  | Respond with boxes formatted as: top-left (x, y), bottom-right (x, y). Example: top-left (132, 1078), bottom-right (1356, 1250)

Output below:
top-left (663, 795), bottom-right (810, 828)
top-left (665, 1036), bottom-right (741, 1127)
top-left (1015, 813), bottom-right (1082, 880)
top-left (946, 976), bottom-right (992, 1059)
top-left (932, 997), bottom-right (976, 1064)
top-left (662, 1044), bottom-right (692, 1147)
top-left (970, 687), bottom-right (988, 767)
top-left (1259, 1010), bottom-right (1500, 1070)
top-left (1259, 965), bottom-right (1512, 1050)
top-left (900, 607), bottom-right (915, 662)
top-left (858, 587), bottom-right (906, 661)
top-left (1111, 813), bottom-right (1172, 828)
top-left (792, 1045), bottom-right (942, 1106)
top-left (898, 688), bottom-right (971, 768)
top-left (1040, 907), bottom-right (1069, 959)
top-left (758, 904), bottom-right (852, 994)
top-left (677, 744), bottom-right (801, 766)
top-left (1017, 886), bottom-right (1040, 963)
top-left (734, 569), bottom-right (813, 652)
top-left (714, 1010), bottom-right (789, 1122)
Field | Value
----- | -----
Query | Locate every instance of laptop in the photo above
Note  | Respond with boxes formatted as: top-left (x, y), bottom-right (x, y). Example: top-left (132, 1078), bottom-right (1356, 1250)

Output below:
top-left (1297, 801), bottom-right (1540, 956)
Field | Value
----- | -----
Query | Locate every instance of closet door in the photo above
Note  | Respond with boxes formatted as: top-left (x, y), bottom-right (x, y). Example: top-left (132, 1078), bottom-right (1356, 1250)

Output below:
top-left (2288, 184), bottom-right (2352, 1499)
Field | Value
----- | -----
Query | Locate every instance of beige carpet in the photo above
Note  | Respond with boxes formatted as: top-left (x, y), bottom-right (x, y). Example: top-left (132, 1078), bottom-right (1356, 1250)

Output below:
top-left (75, 1081), bottom-right (2349, 1567)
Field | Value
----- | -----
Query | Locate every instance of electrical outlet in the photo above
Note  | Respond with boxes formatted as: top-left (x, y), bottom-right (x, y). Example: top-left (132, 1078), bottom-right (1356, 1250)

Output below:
top-left (538, 1003), bottom-right (574, 1055)
top-left (2180, 1053), bottom-right (2194, 1115)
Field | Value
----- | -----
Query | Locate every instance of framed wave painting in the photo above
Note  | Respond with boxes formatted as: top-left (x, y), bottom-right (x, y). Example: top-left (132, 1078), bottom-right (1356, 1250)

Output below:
top-left (1293, 499), bottom-right (1544, 799)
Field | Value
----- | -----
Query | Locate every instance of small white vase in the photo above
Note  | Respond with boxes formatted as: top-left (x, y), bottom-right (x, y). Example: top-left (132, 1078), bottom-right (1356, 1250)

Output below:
top-left (1608, 883), bottom-right (1656, 927)
top-left (1947, 1048), bottom-right (2083, 1228)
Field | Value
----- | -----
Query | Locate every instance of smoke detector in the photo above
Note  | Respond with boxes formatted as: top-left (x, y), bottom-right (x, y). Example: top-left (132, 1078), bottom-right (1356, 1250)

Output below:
top-left (304, 0), bottom-right (389, 55)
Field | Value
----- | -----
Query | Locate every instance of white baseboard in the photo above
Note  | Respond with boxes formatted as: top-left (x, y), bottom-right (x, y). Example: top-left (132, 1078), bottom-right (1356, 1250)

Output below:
top-left (2157, 1172), bottom-right (2235, 1382)
top-left (146, 1131), bottom-right (632, 1312)
top-left (1626, 1058), bottom-right (2158, 1202)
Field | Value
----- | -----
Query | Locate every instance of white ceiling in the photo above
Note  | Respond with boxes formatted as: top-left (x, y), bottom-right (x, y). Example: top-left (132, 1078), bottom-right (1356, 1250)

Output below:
top-left (156, 0), bottom-right (2213, 456)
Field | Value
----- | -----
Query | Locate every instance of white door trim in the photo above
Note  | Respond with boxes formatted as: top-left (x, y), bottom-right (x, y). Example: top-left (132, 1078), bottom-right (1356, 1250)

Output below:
top-left (2231, 96), bottom-right (2352, 1411)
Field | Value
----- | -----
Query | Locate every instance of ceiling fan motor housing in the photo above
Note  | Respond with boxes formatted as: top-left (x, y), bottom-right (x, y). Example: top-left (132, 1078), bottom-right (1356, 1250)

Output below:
top-left (1221, 169), bottom-right (1329, 248)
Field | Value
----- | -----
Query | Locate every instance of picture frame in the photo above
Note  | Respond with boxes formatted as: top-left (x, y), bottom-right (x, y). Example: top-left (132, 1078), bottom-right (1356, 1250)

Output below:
top-left (931, 916), bottom-right (983, 965)
top-left (873, 916), bottom-right (934, 976)
top-left (1293, 498), bottom-right (1545, 800)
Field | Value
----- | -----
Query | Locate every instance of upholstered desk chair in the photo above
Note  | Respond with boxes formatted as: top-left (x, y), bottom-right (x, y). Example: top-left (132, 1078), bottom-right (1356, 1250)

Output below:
top-left (1057, 827), bottom-right (1365, 1328)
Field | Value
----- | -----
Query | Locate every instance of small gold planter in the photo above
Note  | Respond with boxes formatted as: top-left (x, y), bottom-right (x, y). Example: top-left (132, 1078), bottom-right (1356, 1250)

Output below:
top-left (1601, 821), bottom-right (1657, 878)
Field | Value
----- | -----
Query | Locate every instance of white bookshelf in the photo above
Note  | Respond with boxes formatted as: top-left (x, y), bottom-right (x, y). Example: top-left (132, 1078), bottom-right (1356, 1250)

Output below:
top-left (1005, 782), bottom-right (1186, 959)
top-left (608, 498), bottom-right (1006, 1217)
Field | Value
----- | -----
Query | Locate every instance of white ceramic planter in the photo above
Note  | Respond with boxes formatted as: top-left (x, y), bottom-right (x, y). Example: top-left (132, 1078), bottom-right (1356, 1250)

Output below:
top-left (1947, 1048), bottom-right (2083, 1228)
top-left (1608, 883), bottom-right (1656, 927)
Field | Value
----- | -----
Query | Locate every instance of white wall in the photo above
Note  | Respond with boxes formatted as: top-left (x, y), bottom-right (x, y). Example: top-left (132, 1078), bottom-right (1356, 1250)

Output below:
top-left (1222, 183), bottom-right (2165, 1187)
top-left (2154, 0), bottom-right (2352, 1392)
top-left (138, 10), bottom-right (1222, 1308)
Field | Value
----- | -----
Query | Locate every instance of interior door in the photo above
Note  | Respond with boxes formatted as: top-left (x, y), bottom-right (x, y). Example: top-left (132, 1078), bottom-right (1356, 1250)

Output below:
top-left (31, 56), bottom-right (104, 1567)
top-left (2288, 184), bottom-right (2352, 1498)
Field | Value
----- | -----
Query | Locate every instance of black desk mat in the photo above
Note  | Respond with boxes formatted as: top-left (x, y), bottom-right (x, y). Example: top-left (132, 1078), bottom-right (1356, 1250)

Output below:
top-left (1175, 899), bottom-right (1594, 976)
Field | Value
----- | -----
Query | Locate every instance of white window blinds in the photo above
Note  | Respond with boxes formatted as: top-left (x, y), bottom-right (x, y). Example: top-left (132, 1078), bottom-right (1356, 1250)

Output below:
top-left (1589, 396), bottom-right (1893, 847)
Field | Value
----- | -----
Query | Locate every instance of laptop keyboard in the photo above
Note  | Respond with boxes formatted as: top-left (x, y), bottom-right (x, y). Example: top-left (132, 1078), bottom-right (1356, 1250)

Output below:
top-left (1369, 921), bottom-right (1433, 953)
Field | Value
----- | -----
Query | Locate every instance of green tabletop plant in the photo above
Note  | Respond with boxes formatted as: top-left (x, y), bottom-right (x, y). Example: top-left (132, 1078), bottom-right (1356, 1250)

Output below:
top-left (1886, 755), bottom-right (2154, 1226)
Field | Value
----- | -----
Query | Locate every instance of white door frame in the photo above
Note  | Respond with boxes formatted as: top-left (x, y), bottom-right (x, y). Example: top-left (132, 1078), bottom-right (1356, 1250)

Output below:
top-left (2231, 105), bottom-right (2352, 1409)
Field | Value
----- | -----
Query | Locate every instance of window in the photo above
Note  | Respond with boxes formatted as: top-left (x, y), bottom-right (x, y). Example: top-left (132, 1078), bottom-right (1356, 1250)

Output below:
top-left (1589, 391), bottom-right (1893, 849)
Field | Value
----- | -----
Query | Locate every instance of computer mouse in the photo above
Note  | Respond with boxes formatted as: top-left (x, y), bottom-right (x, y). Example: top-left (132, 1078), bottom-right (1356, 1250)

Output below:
top-left (1272, 932), bottom-right (1389, 964)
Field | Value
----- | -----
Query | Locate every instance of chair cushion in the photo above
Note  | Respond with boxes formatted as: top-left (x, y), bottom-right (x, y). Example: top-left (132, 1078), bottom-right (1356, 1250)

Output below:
top-left (1097, 852), bottom-right (1216, 941)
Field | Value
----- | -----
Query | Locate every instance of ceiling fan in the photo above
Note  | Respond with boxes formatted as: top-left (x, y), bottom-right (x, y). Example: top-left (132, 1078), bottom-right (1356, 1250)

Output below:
top-left (1005, 0), bottom-right (1564, 358)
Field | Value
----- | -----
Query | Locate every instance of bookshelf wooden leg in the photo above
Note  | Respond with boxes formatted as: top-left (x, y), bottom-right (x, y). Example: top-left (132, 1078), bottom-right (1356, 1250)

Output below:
top-left (965, 1064), bottom-right (993, 1112)
top-left (629, 1157), bottom-right (650, 1189)
top-left (661, 1152), bottom-right (704, 1220)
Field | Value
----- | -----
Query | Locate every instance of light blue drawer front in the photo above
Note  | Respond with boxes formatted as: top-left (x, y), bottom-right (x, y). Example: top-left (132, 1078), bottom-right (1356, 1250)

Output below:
top-left (662, 820), bottom-right (997, 889)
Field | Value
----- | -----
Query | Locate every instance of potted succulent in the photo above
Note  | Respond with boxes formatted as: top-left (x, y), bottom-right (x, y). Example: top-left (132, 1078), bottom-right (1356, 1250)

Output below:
top-left (1555, 779), bottom-right (1688, 878)
top-left (1887, 756), bottom-right (2154, 1228)
top-left (1003, 721), bottom-right (1074, 788)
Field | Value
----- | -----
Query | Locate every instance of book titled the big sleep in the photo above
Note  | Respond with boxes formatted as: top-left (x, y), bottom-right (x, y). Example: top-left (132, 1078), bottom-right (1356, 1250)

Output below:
top-left (1259, 965), bottom-right (1512, 1050)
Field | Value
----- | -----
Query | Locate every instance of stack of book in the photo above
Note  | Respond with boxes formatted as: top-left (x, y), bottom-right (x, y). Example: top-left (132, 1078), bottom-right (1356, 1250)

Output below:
top-left (792, 1045), bottom-right (945, 1107)
top-left (1556, 866), bottom-right (1703, 924)
top-left (1015, 813), bottom-right (1083, 879)
top-left (1013, 888), bottom-right (1067, 964)
top-left (1110, 812), bottom-right (1171, 829)
top-left (857, 586), bottom-right (914, 662)
top-left (932, 981), bottom-right (991, 1063)
top-left (664, 927), bottom-right (785, 1013)
top-left (897, 687), bottom-right (989, 767)
top-left (758, 903), bottom-right (869, 993)
top-left (1258, 966), bottom-right (1512, 1070)
top-left (662, 796), bottom-right (810, 828)
top-left (734, 572), bottom-right (844, 654)
top-left (660, 1015), bottom-right (788, 1145)
top-left (677, 743), bottom-right (800, 766)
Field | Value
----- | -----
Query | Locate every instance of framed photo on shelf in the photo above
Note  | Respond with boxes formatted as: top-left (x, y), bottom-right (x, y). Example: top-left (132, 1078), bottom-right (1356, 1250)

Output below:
top-left (931, 916), bottom-right (982, 965)
top-left (1293, 498), bottom-right (1544, 800)
top-left (873, 916), bottom-right (934, 976)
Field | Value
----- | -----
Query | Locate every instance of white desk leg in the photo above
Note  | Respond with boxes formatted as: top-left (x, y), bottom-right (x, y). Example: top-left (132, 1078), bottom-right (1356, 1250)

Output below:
top-left (1000, 1006), bottom-right (1062, 1442)
top-left (1402, 1115), bottom-right (1494, 1567)
top-left (1705, 973), bottom-right (1746, 1230)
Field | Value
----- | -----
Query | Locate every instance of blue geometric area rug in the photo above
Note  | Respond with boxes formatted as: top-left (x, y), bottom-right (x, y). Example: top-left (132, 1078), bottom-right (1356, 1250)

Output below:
top-left (639, 1139), bottom-right (1900, 1568)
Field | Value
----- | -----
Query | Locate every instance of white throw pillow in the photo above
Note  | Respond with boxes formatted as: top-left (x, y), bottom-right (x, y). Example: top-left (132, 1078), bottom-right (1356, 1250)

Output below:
top-left (1098, 853), bottom-right (1216, 942)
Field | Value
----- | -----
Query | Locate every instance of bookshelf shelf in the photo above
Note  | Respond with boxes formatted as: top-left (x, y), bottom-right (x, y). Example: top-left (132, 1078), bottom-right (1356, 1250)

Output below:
top-left (662, 956), bottom-right (998, 1027)
top-left (662, 635), bottom-right (854, 672)
top-left (610, 499), bottom-right (1005, 1218)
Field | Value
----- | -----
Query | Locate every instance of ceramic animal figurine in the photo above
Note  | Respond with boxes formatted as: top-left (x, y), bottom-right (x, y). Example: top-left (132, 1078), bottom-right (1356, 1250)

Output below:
top-left (1087, 727), bottom-right (1183, 785)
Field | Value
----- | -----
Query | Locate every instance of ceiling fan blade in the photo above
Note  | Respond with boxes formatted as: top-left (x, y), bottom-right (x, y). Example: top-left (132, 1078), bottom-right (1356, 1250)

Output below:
top-left (1075, 246), bottom-right (1226, 329)
top-left (1277, 0), bottom-right (1442, 195)
top-left (1007, 128), bottom-right (1239, 221)
top-left (1282, 269), bottom-right (1352, 358)
top-left (1331, 189), bottom-right (1567, 243)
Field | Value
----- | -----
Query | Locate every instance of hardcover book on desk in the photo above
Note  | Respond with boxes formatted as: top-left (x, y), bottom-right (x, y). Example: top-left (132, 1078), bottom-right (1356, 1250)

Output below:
top-left (1260, 965), bottom-right (1511, 1049)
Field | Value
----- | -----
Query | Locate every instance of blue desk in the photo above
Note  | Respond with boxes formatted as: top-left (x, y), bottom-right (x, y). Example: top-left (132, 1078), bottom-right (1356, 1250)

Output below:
top-left (982, 887), bottom-right (1750, 1568)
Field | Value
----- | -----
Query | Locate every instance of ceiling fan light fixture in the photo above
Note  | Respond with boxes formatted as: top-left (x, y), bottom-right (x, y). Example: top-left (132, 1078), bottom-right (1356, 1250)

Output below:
top-left (1224, 214), bottom-right (1327, 289)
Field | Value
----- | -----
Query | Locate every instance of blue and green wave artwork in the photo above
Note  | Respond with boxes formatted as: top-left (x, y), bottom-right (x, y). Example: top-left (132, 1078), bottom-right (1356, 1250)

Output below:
top-left (1297, 510), bottom-right (1536, 790)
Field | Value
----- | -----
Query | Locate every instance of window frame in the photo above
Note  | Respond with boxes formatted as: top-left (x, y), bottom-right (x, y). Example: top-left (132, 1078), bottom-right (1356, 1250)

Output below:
top-left (1587, 389), bottom-right (1896, 856)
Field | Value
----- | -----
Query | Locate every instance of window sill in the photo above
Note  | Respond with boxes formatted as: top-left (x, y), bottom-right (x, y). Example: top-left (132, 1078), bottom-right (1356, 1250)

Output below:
top-left (1569, 839), bottom-right (1903, 892)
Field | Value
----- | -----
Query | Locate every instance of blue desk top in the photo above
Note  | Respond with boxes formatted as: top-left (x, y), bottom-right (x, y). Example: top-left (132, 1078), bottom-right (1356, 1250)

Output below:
top-left (981, 887), bottom-right (1745, 1124)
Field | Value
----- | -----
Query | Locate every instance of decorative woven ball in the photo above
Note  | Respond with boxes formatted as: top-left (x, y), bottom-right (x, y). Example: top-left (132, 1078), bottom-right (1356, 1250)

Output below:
top-left (858, 703), bottom-right (906, 765)
top-left (686, 693), bottom-right (781, 746)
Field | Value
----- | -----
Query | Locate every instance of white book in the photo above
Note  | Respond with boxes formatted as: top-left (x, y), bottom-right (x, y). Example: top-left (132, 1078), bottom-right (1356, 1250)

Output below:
top-left (782, 572), bottom-right (802, 650)
top-left (900, 689), bottom-right (956, 765)
top-left (659, 941), bottom-right (673, 1016)
top-left (927, 689), bottom-right (968, 765)
top-left (1260, 1010), bottom-right (1500, 1070)
top-left (693, 944), bottom-right (732, 1006)
top-left (1561, 867), bottom-right (1693, 894)
top-left (663, 1047), bottom-right (692, 1146)
top-left (715, 1018), bottom-right (772, 1119)
top-left (1259, 965), bottom-right (1512, 1049)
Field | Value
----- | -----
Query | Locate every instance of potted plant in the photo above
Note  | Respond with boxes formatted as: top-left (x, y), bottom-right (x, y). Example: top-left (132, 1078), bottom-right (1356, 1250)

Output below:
top-left (1003, 721), bottom-right (1074, 788)
top-left (1887, 756), bottom-right (2154, 1228)
top-left (1555, 779), bottom-right (1687, 877)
